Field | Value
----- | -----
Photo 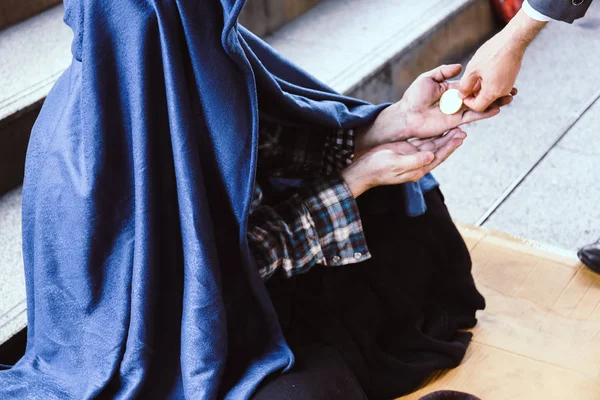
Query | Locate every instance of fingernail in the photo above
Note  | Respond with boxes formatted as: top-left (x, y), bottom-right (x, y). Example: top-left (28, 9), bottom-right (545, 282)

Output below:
top-left (425, 152), bottom-right (435, 163)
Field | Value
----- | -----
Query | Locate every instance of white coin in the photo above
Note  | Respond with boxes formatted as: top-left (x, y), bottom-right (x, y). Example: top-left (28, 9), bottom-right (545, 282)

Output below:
top-left (439, 89), bottom-right (463, 115)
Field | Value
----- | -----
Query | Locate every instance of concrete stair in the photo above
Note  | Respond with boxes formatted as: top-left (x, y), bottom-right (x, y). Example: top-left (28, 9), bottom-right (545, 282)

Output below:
top-left (0, 0), bottom-right (61, 31)
top-left (0, 0), bottom-right (497, 350)
top-left (240, 0), bottom-right (322, 37)
top-left (435, 1), bottom-right (600, 250)
top-left (0, 0), bottom-right (324, 195)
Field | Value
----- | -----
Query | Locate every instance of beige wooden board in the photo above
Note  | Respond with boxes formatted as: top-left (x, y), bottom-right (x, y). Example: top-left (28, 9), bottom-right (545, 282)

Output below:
top-left (400, 226), bottom-right (600, 400)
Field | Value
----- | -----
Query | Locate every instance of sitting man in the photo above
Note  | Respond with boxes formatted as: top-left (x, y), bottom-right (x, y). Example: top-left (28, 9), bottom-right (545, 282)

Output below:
top-left (0, 1), bottom-right (513, 398)
top-left (250, 64), bottom-right (513, 399)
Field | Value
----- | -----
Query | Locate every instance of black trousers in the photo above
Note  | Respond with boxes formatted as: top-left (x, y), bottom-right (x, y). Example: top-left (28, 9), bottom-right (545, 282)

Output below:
top-left (253, 343), bottom-right (367, 399)
top-left (254, 348), bottom-right (480, 400)
top-left (255, 186), bottom-right (485, 400)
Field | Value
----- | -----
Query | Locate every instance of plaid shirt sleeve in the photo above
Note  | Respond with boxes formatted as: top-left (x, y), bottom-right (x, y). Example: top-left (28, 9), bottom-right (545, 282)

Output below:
top-left (248, 173), bottom-right (371, 281)
top-left (321, 128), bottom-right (356, 174)
top-left (257, 118), bottom-right (356, 176)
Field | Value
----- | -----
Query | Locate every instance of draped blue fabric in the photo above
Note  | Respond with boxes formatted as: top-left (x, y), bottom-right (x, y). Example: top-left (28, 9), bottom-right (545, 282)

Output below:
top-left (0, 0), bottom-right (436, 398)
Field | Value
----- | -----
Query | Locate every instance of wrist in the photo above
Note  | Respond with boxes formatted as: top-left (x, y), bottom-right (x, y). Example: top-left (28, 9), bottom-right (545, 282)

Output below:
top-left (354, 123), bottom-right (372, 160)
top-left (503, 8), bottom-right (547, 52)
top-left (397, 109), bottom-right (422, 139)
top-left (341, 167), bottom-right (369, 198)
top-left (356, 105), bottom-right (411, 155)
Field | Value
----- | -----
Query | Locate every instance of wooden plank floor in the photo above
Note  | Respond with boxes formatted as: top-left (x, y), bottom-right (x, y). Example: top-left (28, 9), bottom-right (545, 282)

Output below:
top-left (401, 226), bottom-right (600, 400)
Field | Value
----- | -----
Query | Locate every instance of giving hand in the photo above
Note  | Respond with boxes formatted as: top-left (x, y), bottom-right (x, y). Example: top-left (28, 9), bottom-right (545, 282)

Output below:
top-left (356, 64), bottom-right (515, 157)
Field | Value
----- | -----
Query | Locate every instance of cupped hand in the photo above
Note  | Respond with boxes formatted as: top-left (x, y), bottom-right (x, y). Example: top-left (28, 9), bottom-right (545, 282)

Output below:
top-left (343, 128), bottom-right (467, 198)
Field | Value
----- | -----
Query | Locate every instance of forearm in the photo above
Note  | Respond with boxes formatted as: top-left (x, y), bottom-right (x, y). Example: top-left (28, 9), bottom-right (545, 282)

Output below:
top-left (501, 8), bottom-right (547, 52)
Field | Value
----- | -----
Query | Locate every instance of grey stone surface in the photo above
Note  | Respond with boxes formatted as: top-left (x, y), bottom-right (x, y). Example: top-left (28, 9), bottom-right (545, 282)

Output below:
top-left (264, 0), bottom-right (322, 35)
top-left (239, 0), bottom-right (322, 37)
top-left (0, 5), bottom-right (72, 121)
top-left (0, 0), bottom-right (324, 122)
top-left (434, 1), bottom-right (600, 225)
top-left (267, 35), bottom-right (362, 84)
top-left (0, 0), bottom-right (60, 30)
top-left (484, 143), bottom-right (600, 251)
top-left (348, 64), bottom-right (394, 106)
top-left (484, 89), bottom-right (600, 250)
top-left (557, 99), bottom-right (600, 156)
top-left (0, 107), bottom-right (39, 195)
top-left (388, 0), bottom-right (495, 99)
top-left (239, 0), bottom-right (269, 37)
top-left (267, 0), bottom-right (494, 95)
top-left (0, 188), bottom-right (25, 345)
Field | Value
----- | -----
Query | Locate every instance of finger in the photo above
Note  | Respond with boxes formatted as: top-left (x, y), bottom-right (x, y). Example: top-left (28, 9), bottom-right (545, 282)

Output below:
top-left (473, 79), bottom-right (482, 94)
top-left (395, 141), bottom-right (459, 183)
top-left (393, 130), bottom-right (464, 183)
top-left (463, 90), bottom-right (498, 112)
top-left (409, 136), bottom-right (439, 148)
top-left (413, 139), bottom-right (439, 152)
top-left (459, 93), bottom-right (514, 124)
top-left (396, 168), bottom-right (429, 184)
top-left (495, 95), bottom-right (514, 107)
top-left (392, 150), bottom-right (435, 173)
top-left (415, 130), bottom-right (463, 152)
top-left (423, 130), bottom-right (466, 172)
top-left (387, 140), bottom-right (420, 155)
top-left (457, 71), bottom-right (479, 99)
top-left (409, 138), bottom-right (432, 148)
top-left (461, 104), bottom-right (501, 124)
top-left (423, 64), bottom-right (463, 83)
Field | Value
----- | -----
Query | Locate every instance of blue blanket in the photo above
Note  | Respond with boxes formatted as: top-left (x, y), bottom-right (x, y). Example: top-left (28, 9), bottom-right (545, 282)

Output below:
top-left (0, 0), bottom-right (436, 398)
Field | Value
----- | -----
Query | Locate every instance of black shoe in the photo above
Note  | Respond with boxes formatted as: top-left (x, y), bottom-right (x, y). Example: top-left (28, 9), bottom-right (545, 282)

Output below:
top-left (578, 239), bottom-right (600, 274)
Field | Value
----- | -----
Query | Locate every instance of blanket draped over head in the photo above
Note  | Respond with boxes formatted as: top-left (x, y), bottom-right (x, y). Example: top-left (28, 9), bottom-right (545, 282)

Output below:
top-left (0, 0), bottom-right (438, 398)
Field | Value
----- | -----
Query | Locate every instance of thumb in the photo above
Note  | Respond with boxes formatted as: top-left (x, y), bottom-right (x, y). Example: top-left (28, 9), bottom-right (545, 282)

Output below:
top-left (463, 91), bottom-right (496, 113)
top-left (424, 64), bottom-right (463, 82)
top-left (458, 72), bottom-right (479, 99)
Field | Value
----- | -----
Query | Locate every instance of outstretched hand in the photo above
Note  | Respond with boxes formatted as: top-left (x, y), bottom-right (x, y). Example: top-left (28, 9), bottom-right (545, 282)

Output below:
top-left (356, 64), bottom-right (515, 155)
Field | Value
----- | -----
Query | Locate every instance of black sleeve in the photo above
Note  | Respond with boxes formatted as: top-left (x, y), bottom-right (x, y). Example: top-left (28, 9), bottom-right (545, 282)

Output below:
top-left (528, 0), bottom-right (593, 23)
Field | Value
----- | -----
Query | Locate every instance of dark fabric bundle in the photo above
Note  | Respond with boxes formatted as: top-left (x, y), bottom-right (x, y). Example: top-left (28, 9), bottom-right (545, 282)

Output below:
top-left (419, 390), bottom-right (482, 400)
top-left (263, 187), bottom-right (485, 399)
top-left (0, 0), bottom-right (447, 398)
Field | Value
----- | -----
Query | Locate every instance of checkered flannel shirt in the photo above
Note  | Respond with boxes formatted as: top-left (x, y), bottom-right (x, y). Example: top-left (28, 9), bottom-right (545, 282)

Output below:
top-left (248, 119), bottom-right (371, 281)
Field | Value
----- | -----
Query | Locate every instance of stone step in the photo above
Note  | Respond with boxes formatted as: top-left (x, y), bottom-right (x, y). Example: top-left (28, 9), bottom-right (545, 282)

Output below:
top-left (0, 0), bottom-right (323, 196)
top-left (0, 188), bottom-right (25, 348)
top-left (0, 0), bottom-right (61, 31)
top-left (433, 1), bottom-right (600, 251)
top-left (0, 0), bottom-right (497, 348)
top-left (265, 0), bottom-right (495, 102)
top-left (240, 0), bottom-right (322, 37)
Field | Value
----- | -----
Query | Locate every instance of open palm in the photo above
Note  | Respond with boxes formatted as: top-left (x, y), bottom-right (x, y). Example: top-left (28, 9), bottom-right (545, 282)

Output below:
top-left (359, 64), bottom-right (516, 153)
top-left (397, 64), bottom-right (516, 139)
